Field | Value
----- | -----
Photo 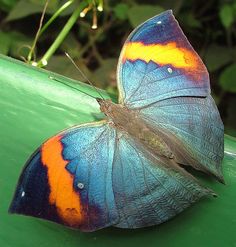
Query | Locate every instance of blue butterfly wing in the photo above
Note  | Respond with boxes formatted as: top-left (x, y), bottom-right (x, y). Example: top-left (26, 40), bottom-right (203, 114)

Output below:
top-left (139, 96), bottom-right (224, 181)
top-left (117, 10), bottom-right (210, 108)
top-left (112, 132), bottom-right (211, 228)
top-left (117, 10), bottom-right (224, 181)
top-left (9, 121), bottom-right (119, 232)
top-left (10, 120), bottom-right (211, 230)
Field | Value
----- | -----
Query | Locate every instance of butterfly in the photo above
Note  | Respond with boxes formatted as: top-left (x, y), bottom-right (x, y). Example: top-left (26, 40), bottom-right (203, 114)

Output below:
top-left (9, 10), bottom-right (224, 232)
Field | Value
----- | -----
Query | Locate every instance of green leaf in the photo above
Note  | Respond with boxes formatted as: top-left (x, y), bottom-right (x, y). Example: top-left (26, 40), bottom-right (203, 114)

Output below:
top-left (225, 127), bottom-right (236, 138)
top-left (225, 97), bottom-right (236, 136)
top-left (0, 0), bottom-right (18, 12)
top-left (113, 3), bottom-right (129, 20)
top-left (219, 4), bottom-right (235, 28)
top-left (0, 54), bottom-right (236, 246)
top-left (0, 31), bottom-right (33, 58)
top-left (6, 0), bottom-right (58, 21)
top-left (219, 63), bottom-right (236, 92)
top-left (7, 31), bottom-right (33, 58)
top-left (93, 58), bottom-right (117, 88)
top-left (233, 2), bottom-right (236, 16)
top-left (30, 0), bottom-right (58, 9)
top-left (128, 4), bottom-right (164, 27)
top-left (0, 31), bottom-right (12, 54)
top-left (60, 33), bottom-right (82, 57)
top-left (205, 44), bottom-right (232, 72)
top-left (6, 0), bottom-right (44, 21)
top-left (178, 12), bottom-right (201, 28)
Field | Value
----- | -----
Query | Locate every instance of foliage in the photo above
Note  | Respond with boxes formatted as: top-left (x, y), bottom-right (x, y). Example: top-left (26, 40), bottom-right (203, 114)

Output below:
top-left (0, 0), bottom-right (236, 135)
top-left (220, 63), bottom-right (236, 92)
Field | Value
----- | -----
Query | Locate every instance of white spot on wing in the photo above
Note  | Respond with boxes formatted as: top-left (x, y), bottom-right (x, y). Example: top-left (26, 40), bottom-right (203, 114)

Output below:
top-left (157, 21), bottom-right (162, 24)
top-left (21, 191), bottom-right (25, 197)
top-left (77, 182), bottom-right (84, 189)
top-left (167, 67), bottom-right (173, 73)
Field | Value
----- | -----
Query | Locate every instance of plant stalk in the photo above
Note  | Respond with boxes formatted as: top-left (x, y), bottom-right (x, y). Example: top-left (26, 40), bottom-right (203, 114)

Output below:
top-left (39, 0), bottom-right (74, 36)
top-left (37, 1), bottom-right (87, 67)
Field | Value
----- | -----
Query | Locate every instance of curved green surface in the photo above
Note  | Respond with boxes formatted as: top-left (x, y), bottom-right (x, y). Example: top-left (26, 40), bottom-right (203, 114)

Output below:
top-left (0, 55), bottom-right (236, 247)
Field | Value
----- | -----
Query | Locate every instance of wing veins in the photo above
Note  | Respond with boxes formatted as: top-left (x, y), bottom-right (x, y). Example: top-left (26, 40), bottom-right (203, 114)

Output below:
top-left (129, 86), bottom-right (208, 108)
top-left (127, 139), bottom-right (165, 222)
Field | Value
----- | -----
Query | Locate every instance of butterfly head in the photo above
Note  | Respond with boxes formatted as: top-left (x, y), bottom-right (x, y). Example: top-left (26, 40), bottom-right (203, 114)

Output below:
top-left (96, 98), bottom-right (113, 116)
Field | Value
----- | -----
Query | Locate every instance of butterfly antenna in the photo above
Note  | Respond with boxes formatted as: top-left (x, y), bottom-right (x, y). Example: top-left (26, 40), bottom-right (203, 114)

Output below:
top-left (49, 75), bottom-right (102, 99)
top-left (65, 52), bottom-right (105, 100)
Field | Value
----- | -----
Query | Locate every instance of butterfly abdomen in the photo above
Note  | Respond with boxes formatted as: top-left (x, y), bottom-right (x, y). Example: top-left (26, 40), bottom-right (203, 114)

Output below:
top-left (137, 127), bottom-right (174, 159)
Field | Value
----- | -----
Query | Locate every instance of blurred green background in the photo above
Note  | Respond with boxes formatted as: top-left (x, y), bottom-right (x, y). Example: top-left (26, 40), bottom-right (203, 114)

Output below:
top-left (0, 0), bottom-right (236, 135)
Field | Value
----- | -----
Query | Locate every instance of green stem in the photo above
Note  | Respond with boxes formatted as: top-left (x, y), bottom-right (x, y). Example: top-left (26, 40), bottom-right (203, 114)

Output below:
top-left (37, 2), bottom-right (87, 67)
top-left (27, 0), bottom-right (48, 62)
top-left (39, 0), bottom-right (74, 37)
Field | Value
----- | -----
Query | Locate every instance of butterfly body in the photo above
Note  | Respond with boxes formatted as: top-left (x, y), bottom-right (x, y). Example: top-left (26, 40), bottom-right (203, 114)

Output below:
top-left (98, 98), bottom-right (174, 159)
top-left (9, 10), bottom-right (224, 232)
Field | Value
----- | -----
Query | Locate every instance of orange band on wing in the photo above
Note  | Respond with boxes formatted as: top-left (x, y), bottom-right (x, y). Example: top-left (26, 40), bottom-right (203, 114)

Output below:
top-left (41, 135), bottom-right (83, 226)
top-left (122, 41), bottom-right (202, 70)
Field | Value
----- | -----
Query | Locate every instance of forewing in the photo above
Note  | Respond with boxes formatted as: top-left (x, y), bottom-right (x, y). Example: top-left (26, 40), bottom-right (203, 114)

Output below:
top-left (138, 96), bottom-right (224, 181)
top-left (112, 132), bottom-right (211, 229)
top-left (117, 10), bottom-right (210, 108)
top-left (9, 121), bottom-right (119, 232)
